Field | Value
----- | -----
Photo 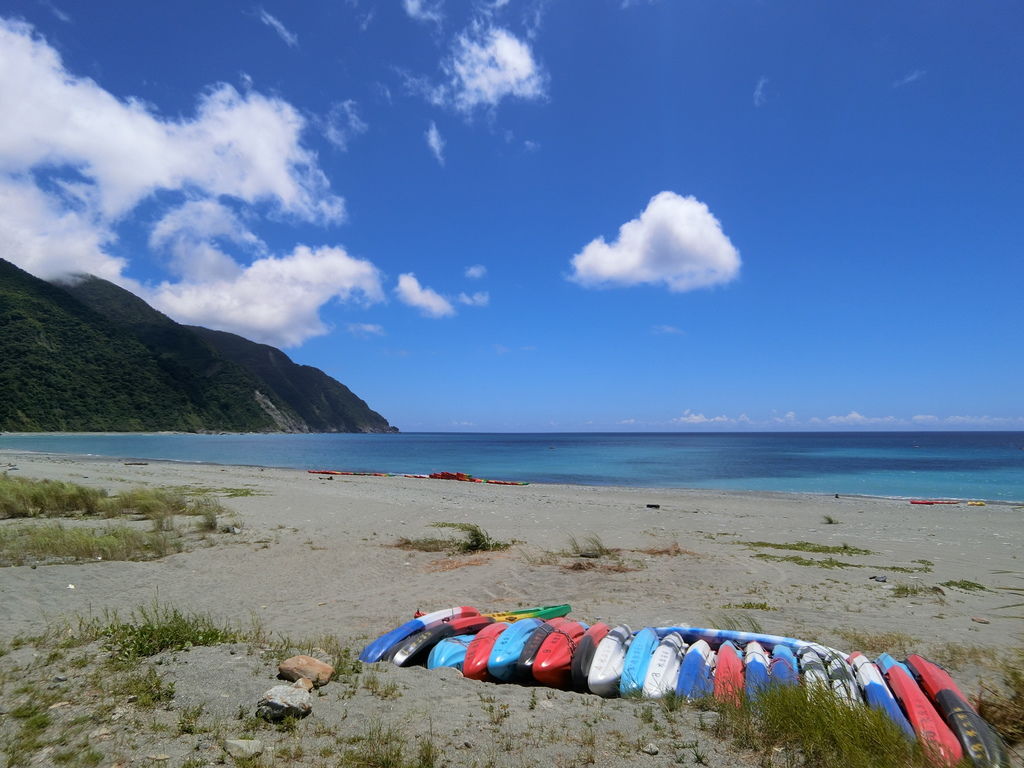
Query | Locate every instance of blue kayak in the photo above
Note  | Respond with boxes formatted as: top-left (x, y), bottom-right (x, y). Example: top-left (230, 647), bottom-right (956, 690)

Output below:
top-left (619, 627), bottom-right (659, 696)
top-left (487, 618), bottom-right (543, 682)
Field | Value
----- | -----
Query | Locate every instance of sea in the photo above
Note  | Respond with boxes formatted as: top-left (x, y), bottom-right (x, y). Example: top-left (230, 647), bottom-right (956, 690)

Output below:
top-left (2, 431), bottom-right (1023, 502)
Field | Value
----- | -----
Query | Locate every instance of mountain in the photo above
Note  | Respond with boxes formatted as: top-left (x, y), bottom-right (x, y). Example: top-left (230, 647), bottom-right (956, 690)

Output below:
top-left (0, 259), bottom-right (396, 433)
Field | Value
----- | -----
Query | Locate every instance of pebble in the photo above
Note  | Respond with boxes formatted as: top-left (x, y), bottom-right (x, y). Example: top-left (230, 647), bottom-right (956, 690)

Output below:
top-left (971, 616), bottom-right (991, 624)
top-left (278, 655), bottom-right (334, 687)
top-left (256, 680), bottom-right (313, 722)
top-left (224, 739), bottom-right (264, 759)
top-left (641, 743), bottom-right (660, 755)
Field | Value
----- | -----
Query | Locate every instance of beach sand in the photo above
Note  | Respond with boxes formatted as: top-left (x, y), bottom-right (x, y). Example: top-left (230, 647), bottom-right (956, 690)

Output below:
top-left (1, 450), bottom-right (1021, 766)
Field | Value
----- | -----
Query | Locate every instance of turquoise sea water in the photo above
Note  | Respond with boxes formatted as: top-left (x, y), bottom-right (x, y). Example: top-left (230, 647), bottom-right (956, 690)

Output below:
top-left (1, 432), bottom-right (1023, 502)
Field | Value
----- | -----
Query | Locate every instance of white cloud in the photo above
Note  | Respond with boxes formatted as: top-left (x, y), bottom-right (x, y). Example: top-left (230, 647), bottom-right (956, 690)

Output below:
top-left (464, 264), bottom-right (486, 279)
top-left (403, 0), bottom-right (444, 24)
top-left (671, 410), bottom-right (732, 425)
top-left (257, 8), bottom-right (298, 47)
top-left (149, 199), bottom-right (264, 282)
top-left (425, 121), bottom-right (445, 165)
top-left (457, 291), bottom-right (489, 306)
top-left (0, 19), bottom-right (381, 347)
top-left (570, 191), bottom-right (741, 292)
top-left (753, 76), bottom-right (768, 107)
top-left (893, 69), bottom-right (926, 88)
top-left (439, 24), bottom-right (546, 112)
top-left (395, 273), bottom-right (455, 317)
top-left (323, 100), bottom-right (367, 151)
top-left (148, 245), bottom-right (384, 347)
top-left (0, 19), bottom-right (343, 223)
top-left (0, 175), bottom-right (123, 281)
top-left (347, 323), bottom-right (385, 337)
top-left (652, 324), bottom-right (684, 335)
top-left (825, 411), bottom-right (899, 426)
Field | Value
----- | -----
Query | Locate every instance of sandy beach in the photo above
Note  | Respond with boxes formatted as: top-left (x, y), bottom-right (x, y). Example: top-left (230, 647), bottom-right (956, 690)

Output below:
top-left (1, 450), bottom-right (1021, 767)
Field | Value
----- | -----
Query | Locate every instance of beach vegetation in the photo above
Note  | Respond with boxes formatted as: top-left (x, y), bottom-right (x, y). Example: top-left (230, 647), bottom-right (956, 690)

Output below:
top-left (636, 541), bottom-right (696, 556)
top-left (709, 683), bottom-right (934, 768)
top-left (113, 664), bottom-right (176, 707)
top-left (833, 629), bottom-right (916, 656)
top-left (977, 648), bottom-right (1024, 746)
top-left (713, 612), bottom-right (764, 634)
top-left (566, 532), bottom-right (615, 557)
top-left (740, 540), bottom-right (874, 556)
top-left (0, 521), bottom-right (180, 566)
top-left (99, 602), bottom-right (241, 662)
top-left (722, 601), bottom-right (774, 611)
top-left (395, 522), bottom-right (511, 554)
top-left (941, 579), bottom-right (987, 591)
top-left (822, 515), bottom-right (841, 524)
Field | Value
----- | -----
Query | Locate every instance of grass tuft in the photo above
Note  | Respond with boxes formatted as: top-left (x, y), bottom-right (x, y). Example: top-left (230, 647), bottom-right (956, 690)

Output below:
top-left (712, 683), bottom-right (933, 768)
top-left (834, 628), bottom-right (916, 656)
top-left (941, 579), bottom-right (987, 591)
top-left (977, 648), bottom-right (1024, 745)
top-left (100, 602), bottom-right (241, 662)
top-left (395, 522), bottom-right (511, 554)
top-left (0, 522), bottom-right (180, 566)
top-left (741, 540), bottom-right (874, 556)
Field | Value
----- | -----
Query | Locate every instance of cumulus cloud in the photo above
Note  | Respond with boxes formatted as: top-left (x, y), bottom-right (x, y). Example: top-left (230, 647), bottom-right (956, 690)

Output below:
top-left (672, 410), bottom-right (734, 425)
top-left (464, 264), bottom-right (486, 279)
top-left (322, 100), bottom-right (367, 151)
top-left (257, 8), bottom-right (298, 47)
top-left (403, 0), bottom-right (444, 24)
top-left (569, 191), bottom-right (741, 292)
top-left (0, 19), bottom-right (343, 223)
top-left (457, 291), bottom-right (489, 307)
top-left (425, 121), bottom-right (445, 165)
top-left (0, 19), bottom-right (380, 347)
top-left (395, 273), bottom-right (455, 317)
top-left (148, 246), bottom-right (383, 347)
top-left (439, 24), bottom-right (546, 112)
top-left (149, 199), bottom-right (263, 282)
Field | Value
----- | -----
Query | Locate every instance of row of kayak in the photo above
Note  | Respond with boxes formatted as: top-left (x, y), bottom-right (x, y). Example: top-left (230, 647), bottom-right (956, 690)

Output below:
top-left (359, 604), bottom-right (1010, 768)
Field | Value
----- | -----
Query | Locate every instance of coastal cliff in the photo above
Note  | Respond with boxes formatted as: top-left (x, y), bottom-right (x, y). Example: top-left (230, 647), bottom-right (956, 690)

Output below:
top-left (0, 259), bottom-right (396, 433)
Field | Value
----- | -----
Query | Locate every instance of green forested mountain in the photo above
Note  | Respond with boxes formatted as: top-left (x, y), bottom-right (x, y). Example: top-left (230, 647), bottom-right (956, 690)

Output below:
top-left (0, 259), bottom-right (396, 433)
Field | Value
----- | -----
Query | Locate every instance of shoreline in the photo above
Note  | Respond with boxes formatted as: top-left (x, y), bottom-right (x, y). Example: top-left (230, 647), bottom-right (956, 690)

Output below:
top-left (3, 447), bottom-right (1022, 505)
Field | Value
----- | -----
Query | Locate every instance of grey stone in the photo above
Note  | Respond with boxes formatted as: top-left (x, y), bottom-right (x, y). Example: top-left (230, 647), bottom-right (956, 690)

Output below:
top-left (224, 739), bottom-right (264, 759)
top-left (256, 681), bottom-right (313, 722)
top-left (641, 743), bottom-right (660, 755)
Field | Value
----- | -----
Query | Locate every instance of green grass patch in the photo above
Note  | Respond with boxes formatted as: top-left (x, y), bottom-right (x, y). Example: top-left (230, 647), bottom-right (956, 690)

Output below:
top-left (395, 522), bottom-right (511, 554)
top-left (113, 664), bottom-right (175, 707)
top-left (0, 522), bottom-right (181, 566)
top-left (100, 603), bottom-right (242, 662)
top-left (741, 540), bottom-right (874, 556)
top-left (722, 601), bottom-right (774, 611)
top-left (711, 683), bottom-right (933, 768)
top-left (941, 579), bottom-right (987, 591)
top-left (0, 475), bottom-right (106, 518)
top-left (834, 629), bottom-right (916, 656)
top-left (891, 583), bottom-right (938, 598)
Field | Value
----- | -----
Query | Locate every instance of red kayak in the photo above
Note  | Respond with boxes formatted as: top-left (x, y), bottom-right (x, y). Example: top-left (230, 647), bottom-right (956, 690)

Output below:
top-left (884, 664), bottom-right (963, 765)
top-left (570, 623), bottom-right (612, 692)
top-left (910, 499), bottom-right (959, 505)
top-left (533, 621), bottom-right (590, 688)
top-left (462, 622), bottom-right (509, 681)
top-left (714, 641), bottom-right (744, 705)
top-left (906, 654), bottom-right (1010, 768)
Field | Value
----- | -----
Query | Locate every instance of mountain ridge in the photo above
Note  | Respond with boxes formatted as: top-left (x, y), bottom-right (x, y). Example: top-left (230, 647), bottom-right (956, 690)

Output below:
top-left (0, 259), bottom-right (396, 433)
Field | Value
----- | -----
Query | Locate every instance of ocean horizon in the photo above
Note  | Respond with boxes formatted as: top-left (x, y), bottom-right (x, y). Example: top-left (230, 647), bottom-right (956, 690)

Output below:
top-left (3, 431), bottom-right (1023, 503)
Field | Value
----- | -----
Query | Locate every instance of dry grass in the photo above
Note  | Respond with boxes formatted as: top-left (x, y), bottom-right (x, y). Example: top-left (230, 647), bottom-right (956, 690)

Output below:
top-left (424, 556), bottom-right (490, 572)
top-left (636, 541), bottom-right (698, 556)
top-left (977, 649), bottom-right (1024, 745)
top-left (833, 629), bottom-right (916, 657)
top-left (0, 522), bottom-right (180, 566)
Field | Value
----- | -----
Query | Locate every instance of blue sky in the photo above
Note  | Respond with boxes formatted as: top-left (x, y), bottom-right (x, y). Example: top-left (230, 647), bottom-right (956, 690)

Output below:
top-left (1, 0), bottom-right (1022, 431)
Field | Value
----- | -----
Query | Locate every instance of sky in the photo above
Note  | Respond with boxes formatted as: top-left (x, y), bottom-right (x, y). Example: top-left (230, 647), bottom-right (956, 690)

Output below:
top-left (0, 0), bottom-right (1022, 432)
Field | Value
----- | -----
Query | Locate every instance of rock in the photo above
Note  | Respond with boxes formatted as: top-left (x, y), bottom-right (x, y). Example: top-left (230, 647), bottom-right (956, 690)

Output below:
top-left (641, 743), bottom-right (660, 755)
top-left (278, 655), bottom-right (333, 687)
top-left (224, 739), bottom-right (264, 759)
top-left (971, 616), bottom-right (991, 624)
top-left (256, 680), bottom-right (313, 722)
